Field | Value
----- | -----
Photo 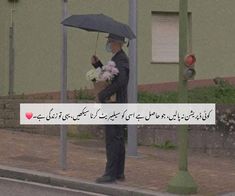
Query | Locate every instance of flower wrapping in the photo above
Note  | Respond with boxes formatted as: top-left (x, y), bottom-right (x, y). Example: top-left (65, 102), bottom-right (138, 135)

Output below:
top-left (86, 61), bottom-right (119, 102)
top-left (93, 81), bottom-right (116, 102)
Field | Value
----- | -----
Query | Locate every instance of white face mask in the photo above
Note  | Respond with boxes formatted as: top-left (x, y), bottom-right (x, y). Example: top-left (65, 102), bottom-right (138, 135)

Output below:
top-left (105, 42), bottom-right (112, 53)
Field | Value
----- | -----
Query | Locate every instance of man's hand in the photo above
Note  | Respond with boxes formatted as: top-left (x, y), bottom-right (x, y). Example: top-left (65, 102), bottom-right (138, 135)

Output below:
top-left (91, 55), bottom-right (104, 69)
top-left (91, 55), bottom-right (99, 65)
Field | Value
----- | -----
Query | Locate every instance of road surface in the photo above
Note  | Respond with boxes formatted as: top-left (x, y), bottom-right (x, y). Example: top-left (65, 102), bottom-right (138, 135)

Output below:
top-left (0, 177), bottom-right (106, 196)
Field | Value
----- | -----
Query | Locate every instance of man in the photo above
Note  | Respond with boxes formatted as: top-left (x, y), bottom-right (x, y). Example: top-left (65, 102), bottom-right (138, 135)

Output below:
top-left (91, 33), bottom-right (129, 183)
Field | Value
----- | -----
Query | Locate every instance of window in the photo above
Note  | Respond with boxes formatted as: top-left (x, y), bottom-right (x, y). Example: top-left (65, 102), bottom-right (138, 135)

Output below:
top-left (151, 12), bottom-right (191, 63)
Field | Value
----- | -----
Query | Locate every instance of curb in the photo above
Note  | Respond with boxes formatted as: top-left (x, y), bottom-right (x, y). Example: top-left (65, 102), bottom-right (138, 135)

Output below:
top-left (0, 165), bottom-right (175, 196)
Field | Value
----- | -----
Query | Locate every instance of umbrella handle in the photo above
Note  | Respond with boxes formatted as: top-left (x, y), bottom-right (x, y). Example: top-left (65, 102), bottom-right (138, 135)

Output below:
top-left (94, 32), bottom-right (99, 56)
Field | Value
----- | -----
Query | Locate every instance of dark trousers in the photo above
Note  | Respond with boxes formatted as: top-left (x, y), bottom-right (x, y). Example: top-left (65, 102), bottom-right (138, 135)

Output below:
top-left (104, 125), bottom-right (125, 178)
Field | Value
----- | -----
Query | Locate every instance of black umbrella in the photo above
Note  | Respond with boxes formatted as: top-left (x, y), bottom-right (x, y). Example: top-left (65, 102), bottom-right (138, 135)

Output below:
top-left (61, 14), bottom-right (136, 40)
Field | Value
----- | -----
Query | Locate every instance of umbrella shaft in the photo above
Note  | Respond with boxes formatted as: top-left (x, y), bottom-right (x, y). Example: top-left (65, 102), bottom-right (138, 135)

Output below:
top-left (95, 32), bottom-right (99, 55)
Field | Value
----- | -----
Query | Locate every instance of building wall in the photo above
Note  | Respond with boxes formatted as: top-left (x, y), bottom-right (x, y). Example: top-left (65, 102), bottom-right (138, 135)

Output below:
top-left (137, 0), bottom-right (179, 84)
top-left (0, 0), bottom-right (129, 96)
top-left (0, 0), bottom-right (62, 95)
top-left (0, 0), bottom-right (235, 96)
top-left (190, 0), bottom-right (235, 79)
top-left (0, 2), bottom-right (10, 95)
top-left (137, 0), bottom-right (235, 84)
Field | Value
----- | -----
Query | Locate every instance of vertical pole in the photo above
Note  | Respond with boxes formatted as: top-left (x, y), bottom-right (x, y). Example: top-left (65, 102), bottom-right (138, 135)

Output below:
top-left (60, 0), bottom-right (68, 170)
top-left (127, 0), bottom-right (138, 156)
top-left (9, 8), bottom-right (15, 96)
top-left (178, 0), bottom-right (189, 172)
top-left (167, 0), bottom-right (197, 194)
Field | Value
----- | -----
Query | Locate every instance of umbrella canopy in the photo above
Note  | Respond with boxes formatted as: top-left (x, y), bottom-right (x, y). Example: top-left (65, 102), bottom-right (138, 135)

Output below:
top-left (61, 14), bottom-right (136, 40)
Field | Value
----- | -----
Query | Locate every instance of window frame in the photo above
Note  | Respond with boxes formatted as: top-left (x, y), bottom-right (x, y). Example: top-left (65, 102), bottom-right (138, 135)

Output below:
top-left (151, 11), bottom-right (192, 64)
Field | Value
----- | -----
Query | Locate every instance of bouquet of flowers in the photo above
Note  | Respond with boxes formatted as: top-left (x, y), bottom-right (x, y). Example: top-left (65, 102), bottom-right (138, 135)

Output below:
top-left (86, 61), bottom-right (119, 102)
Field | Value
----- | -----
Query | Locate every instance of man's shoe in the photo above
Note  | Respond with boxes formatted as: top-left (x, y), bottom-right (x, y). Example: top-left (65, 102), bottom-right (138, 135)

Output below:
top-left (116, 174), bottom-right (125, 181)
top-left (95, 175), bottom-right (116, 183)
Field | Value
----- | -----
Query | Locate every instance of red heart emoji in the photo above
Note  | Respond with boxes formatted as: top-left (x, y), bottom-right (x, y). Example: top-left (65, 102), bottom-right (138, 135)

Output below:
top-left (25, 112), bottom-right (33, 120)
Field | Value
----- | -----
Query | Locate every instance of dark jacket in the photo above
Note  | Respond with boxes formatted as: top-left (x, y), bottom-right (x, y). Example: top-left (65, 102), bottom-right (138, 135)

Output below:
top-left (92, 49), bottom-right (129, 103)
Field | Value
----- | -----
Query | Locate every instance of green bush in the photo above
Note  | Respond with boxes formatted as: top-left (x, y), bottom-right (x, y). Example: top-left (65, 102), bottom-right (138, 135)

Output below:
top-left (138, 82), bottom-right (235, 104)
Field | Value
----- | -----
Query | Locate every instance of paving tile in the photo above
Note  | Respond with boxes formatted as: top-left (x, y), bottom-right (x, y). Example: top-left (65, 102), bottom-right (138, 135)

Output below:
top-left (0, 129), bottom-right (234, 195)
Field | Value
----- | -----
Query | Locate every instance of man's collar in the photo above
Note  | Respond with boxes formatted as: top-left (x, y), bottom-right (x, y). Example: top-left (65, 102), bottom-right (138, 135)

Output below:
top-left (112, 49), bottom-right (123, 58)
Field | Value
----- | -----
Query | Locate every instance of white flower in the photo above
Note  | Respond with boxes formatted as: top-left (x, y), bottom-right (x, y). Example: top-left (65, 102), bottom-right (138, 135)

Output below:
top-left (100, 71), bottom-right (112, 81)
top-left (102, 61), bottom-right (117, 71)
top-left (102, 64), bottom-right (112, 72)
top-left (86, 68), bottom-right (101, 81)
top-left (111, 67), bottom-right (119, 75)
top-left (107, 61), bottom-right (116, 67)
top-left (87, 60), bottom-right (119, 82)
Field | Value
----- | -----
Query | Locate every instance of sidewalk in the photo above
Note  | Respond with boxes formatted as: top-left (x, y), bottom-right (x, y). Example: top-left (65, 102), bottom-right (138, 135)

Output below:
top-left (0, 129), bottom-right (234, 195)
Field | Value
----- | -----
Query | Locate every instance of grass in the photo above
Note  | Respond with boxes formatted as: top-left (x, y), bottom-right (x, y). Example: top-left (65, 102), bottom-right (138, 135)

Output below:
top-left (138, 82), bottom-right (235, 104)
top-left (152, 140), bottom-right (177, 150)
top-left (67, 131), bottom-right (93, 140)
top-left (74, 88), bottom-right (95, 100)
